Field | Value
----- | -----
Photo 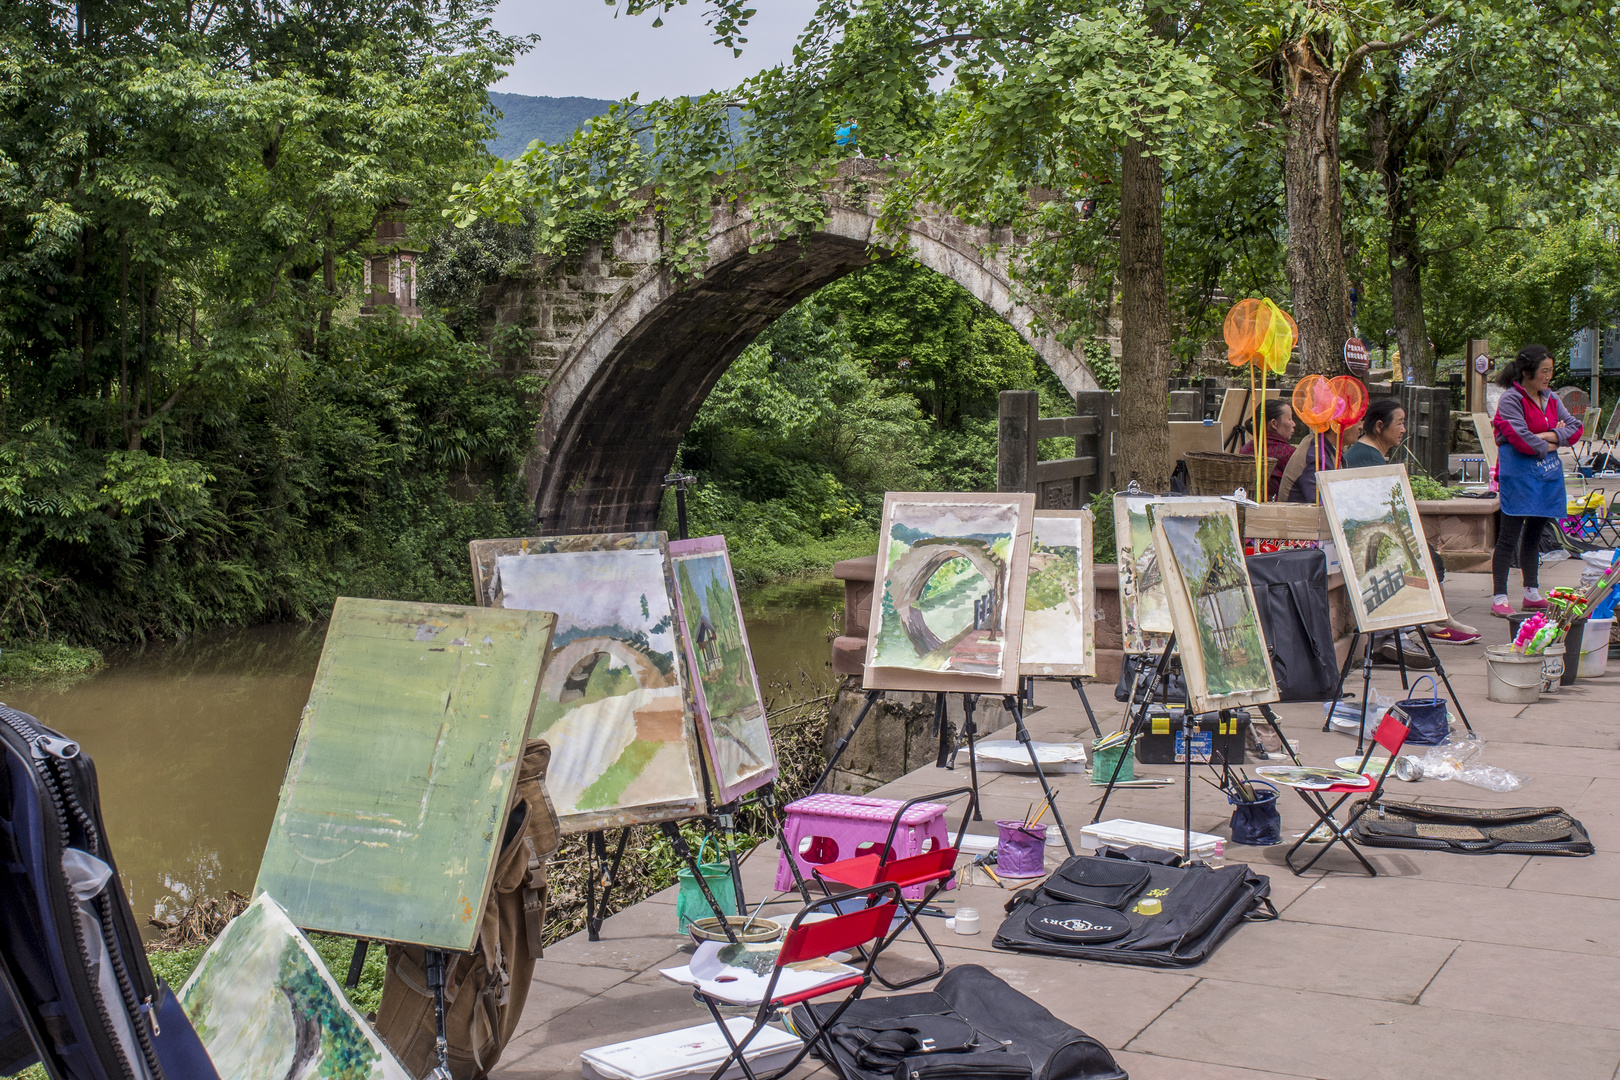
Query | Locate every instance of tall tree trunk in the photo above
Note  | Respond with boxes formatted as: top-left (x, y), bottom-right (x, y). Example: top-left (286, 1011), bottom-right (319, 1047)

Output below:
top-left (319, 216), bottom-right (335, 340)
top-left (1387, 213), bottom-right (1433, 386)
top-left (1117, 132), bottom-right (1173, 492)
top-left (1281, 36), bottom-right (1350, 376)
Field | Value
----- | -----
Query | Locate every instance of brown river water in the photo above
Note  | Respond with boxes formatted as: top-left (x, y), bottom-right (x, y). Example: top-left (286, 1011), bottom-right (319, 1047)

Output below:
top-left (0, 575), bottom-right (844, 930)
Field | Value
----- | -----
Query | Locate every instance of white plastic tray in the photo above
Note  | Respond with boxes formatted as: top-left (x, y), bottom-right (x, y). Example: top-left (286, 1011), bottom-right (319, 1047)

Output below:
top-left (581, 1019), bottom-right (801, 1080)
top-left (1079, 818), bottom-right (1220, 858)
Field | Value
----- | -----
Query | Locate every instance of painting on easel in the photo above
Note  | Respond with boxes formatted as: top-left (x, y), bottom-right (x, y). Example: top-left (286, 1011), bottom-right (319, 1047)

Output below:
top-left (1019, 509), bottom-right (1096, 677)
top-left (669, 535), bottom-right (777, 804)
top-left (1148, 500), bottom-right (1279, 715)
top-left (1113, 492), bottom-right (1173, 655)
top-left (864, 491), bottom-right (1035, 695)
top-left (470, 533), bottom-right (706, 834)
top-left (254, 597), bottom-right (552, 951)
top-left (1317, 464), bottom-right (1448, 634)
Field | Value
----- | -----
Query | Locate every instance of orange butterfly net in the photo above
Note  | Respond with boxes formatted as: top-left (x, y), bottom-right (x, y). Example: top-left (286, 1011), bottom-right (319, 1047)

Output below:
top-left (1226, 298), bottom-right (1298, 499)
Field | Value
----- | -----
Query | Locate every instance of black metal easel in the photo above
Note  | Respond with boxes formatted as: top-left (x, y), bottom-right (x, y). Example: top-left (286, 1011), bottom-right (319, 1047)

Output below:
top-left (1017, 674), bottom-right (1104, 738)
top-left (1323, 625), bottom-right (1473, 753)
top-left (1091, 637), bottom-right (1300, 860)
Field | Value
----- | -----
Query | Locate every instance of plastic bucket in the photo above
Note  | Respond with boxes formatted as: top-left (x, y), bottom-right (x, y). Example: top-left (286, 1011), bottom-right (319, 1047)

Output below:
top-left (675, 838), bottom-right (739, 933)
top-left (1579, 617), bottom-right (1613, 677)
top-left (1228, 782), bottom-right (1282, 847)
top-left (1541, 642), bottom-right (1567, 693)
top-left (1091, 738), bottom-right (1134, 784)
top-left (1560, 620), bottom-right (1586, 686)
top-left (1397, 675), bottom-right (1449, 746)
top-left (995, 820), bottom-right (1048, 877)
top-left (1485, 644), bottom-right (1544, 704)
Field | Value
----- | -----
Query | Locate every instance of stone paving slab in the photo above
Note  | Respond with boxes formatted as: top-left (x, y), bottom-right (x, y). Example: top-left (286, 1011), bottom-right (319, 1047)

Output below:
top-left (494, 563), bottom-right (1620, 1079)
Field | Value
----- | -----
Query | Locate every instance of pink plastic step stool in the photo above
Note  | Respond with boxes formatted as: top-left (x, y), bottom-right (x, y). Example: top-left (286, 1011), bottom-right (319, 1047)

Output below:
top-left (776, 793), bottom-right (953, 898)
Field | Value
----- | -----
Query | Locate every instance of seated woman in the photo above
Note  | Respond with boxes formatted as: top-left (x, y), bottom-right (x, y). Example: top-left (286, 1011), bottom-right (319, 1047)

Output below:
top-left (1239, 399), bottom-right (1297, 501)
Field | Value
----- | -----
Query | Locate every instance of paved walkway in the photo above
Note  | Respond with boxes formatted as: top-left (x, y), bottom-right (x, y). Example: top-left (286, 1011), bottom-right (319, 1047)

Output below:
top-left (496, 557), bottom-right (1620, 1080)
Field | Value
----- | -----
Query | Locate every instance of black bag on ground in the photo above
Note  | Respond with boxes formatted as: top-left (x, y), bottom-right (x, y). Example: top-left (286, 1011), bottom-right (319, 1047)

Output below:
top-left (1246, 549), bottom-right (1338, 702)
top-left (994, 850), bottom-right (1275, 968)
top-left (1114, 653), bottom-right (1187, 704)
top-left (1349, 799), bottom-right (1594, 855)
top-left (791, 964), bottom-right (1126, 1080)
top-left (1, 703), bottom-right (220, 1080)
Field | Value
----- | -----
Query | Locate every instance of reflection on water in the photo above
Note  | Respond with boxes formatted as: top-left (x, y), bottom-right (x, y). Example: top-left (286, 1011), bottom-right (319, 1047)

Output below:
top-left (0, 575), bottom-right (845, 930)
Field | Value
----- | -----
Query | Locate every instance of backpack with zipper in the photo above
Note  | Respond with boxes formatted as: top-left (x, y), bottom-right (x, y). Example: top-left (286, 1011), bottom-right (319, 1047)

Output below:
top-left (1, 702), bottom-right (220, 1080)
top-left (372, 739), bottom-right (560, 1079)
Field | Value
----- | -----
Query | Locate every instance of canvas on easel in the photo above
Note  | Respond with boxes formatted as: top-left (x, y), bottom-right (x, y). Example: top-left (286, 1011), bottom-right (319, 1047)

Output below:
top-left (1018, 508), bottom-right (1096, 677)
top-left (254, 597), bottom-right (552, 952)
top-left (668, 535), bottom-right (778, 804)
top-left (864, 491), bottom-right (1035, 695)
top-left (1114, 492), bottom-right (1173, 655)
top-left (469, 532), bottom-right (706, 834)
top-left (1317, 464), bottom-right (1449, 634)
top-left (1149, 500), bottom-right (1279, 715)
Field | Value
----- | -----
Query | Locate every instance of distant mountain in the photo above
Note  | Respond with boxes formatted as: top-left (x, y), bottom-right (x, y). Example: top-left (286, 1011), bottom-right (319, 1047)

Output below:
top-left (487, 92), bottom-right (616, 160)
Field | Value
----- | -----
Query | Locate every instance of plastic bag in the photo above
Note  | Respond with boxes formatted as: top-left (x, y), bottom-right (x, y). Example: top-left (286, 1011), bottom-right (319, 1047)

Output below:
top-left (1323, 688), bottom-right (1393, 738)
top-left (1401, 735), bottom-right (1528, 791)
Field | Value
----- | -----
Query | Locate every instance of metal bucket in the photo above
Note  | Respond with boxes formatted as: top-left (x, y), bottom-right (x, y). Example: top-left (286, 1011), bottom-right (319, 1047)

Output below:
top-left (1541, 642), bottom-right (1567, 694)
top-left (1484, 644), bottom-right (1544, 704)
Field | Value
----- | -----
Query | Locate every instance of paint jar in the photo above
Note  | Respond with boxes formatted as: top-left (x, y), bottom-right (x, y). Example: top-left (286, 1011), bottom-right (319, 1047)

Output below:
top-left (953, 907), bottom-right (980, 935)
top-left (1091, 737), bottom-right (1134, 785)
top-left (995, 820), bottom-right (1047, 877)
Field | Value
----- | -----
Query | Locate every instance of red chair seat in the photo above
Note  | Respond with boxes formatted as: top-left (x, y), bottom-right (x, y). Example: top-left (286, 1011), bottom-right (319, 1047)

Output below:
top-left (818, 848), bottom-right (958, 892)
top-left (771, 974), bottom-right (867, 1007)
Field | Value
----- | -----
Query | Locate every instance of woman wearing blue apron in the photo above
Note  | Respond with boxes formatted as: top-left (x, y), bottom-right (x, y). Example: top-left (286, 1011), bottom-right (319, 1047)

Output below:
top-left (1490, 344), bottom-right (1582, 618)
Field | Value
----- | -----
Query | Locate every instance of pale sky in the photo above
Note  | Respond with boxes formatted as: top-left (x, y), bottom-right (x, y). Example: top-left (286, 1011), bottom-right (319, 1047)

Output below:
top-left (491, 1), bottom-right (822, 100)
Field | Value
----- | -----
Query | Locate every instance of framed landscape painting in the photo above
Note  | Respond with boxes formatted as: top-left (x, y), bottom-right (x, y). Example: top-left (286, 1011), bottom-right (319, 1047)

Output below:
top-left (1149, 500), bottom-right (1279, 715)
top-left (1018, 509), bottom-right (1096, 677)
top-left (179, 893), bottom-right (409, 1080)
top-left (254, 597), bottom-right (552, 952)
top-left (668, 535), bottom-right (777, 804)
top-left (1317, 464), bottom-right (1448, 633)
top-left (1114, 492), bottom-right (1174, 655)
top-left (864, 491), bottom-right (1035, 695)
top-left (470, 532), bottom-right (706, 834)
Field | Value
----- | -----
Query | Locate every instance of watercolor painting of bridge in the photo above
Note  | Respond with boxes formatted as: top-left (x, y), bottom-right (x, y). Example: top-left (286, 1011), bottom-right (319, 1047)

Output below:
top-left (1114, 492), bottom-right (1175, 656)
top-left (865, 491), bottom-right (1035, 695)
top-left (1020, 508), bottom-right (1096, 677)
top-left (470, 533), bottom-right (705, 834)
top-left (669, 535), bottom-right (777, 803)
top-left (1317, 464), bottom-right (1448, 634)
top-left (1150, 500), bottom-right (1278, 714)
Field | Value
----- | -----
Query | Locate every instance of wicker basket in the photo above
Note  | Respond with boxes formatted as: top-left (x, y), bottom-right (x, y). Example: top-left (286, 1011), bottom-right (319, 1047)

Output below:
top-left (1185, 452), bottom-right (1276, 498)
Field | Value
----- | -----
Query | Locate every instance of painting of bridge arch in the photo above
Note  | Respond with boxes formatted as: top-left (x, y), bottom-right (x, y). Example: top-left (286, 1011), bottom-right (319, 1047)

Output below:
top-left (1317, 464), bottom-right (1448, 634)
top-left (1149, 501), bottom-right (1279, 715)
top-left (670, 535), bottom-right (777, 804)
top-left (470, 532), bottom-right (704, 834)
top-left (1020, 509), bottom-right (1096, 677)
top-left (864, 491), bottom-right (1035, 694)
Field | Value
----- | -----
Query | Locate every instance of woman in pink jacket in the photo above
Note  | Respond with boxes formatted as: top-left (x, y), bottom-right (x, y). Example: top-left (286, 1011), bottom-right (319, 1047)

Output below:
top-left (1490, 344), bottom-right (1582, 618)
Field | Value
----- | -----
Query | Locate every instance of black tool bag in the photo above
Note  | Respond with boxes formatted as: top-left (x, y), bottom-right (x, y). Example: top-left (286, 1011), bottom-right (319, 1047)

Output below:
top-left (1114, 654), bottom-right (1187, 704)
top-left (994, 851), bottom-right (1275, 968)
top-left (1246, 549), bottom-right (1339, 702)
top-left (1349, 799), bottom-right (1594, 855)
top-left (1, 703), bottom-right (220, 1080)
top-left (793, 964), bottom-right (1125, 1080)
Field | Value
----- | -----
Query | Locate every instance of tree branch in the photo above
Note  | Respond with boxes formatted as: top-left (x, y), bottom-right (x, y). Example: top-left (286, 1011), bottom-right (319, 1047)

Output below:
top-left (1330, 10), bottom-right (1453, 105)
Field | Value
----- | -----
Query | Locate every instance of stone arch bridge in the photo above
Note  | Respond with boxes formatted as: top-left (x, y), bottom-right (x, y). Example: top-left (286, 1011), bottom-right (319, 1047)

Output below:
top-left (484, 161), bottom-right (1099, 533)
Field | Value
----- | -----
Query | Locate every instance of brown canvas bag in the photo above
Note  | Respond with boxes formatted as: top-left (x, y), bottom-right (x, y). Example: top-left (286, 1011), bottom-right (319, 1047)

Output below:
top-left (374, 739), bottom-right (561, 1079)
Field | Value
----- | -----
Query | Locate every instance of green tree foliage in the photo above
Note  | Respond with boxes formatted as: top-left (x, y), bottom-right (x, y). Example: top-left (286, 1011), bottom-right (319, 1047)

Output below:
top-left (0, 2), bottom-right (538, 646)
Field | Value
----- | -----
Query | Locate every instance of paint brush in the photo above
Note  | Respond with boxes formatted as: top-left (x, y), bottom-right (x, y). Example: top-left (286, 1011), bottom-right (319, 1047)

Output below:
top-left (1028, 789), bottom-right (1059, 829)
top-left (1022, 800), bottom-right (1034, 828)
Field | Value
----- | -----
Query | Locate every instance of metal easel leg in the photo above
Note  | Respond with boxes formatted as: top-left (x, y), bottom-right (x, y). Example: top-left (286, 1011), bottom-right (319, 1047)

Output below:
top-left (1416, 626), bottom-right (1474, 734)
top-left (425, 949), bottom-right (452, 1080)
top-left (1254, 702), bottom-right (1303, 766)
top-left (585, 829), bottom-right (631, 942)
top-left (1093, 639), bottom-right (1175, 824)
top-left (659, 820), bottom-right (739, 944)
top-left (811, 689), bottom-right (883, 795)
top-left (1071, 676), bottom-right (1103, 738)
top-left (1004, 694), bottom-right (1075, 856)
top-left (1323, 631), bottom-right (1362, 732)
top-left (960, 694), bottom-right (983, 821)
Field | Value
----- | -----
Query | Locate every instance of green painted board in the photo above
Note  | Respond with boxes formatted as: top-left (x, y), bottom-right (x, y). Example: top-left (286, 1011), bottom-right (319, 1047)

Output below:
top-left (254, 597), bottom-right (554, 951)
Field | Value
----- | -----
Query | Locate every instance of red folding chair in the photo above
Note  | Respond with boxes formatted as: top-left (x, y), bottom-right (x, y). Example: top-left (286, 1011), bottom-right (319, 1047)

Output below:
top-left (1279, 709), bottom-right (1411, 876)
top-left (694, 884), bottom-right (904, 1080)
top-left (809, 787), bottom-right (975, 990)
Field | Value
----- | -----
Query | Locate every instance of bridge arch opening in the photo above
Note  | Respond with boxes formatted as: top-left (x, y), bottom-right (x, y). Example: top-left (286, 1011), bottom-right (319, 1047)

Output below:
top-left (514, 185), bottom-right (1098, 534)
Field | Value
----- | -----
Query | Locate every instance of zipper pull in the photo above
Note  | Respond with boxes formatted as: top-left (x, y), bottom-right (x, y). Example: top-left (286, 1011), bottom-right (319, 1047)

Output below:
top-left (139, 996), bottom-right (161, 1037)
top-left (31, 734), bottom-right (80, 761)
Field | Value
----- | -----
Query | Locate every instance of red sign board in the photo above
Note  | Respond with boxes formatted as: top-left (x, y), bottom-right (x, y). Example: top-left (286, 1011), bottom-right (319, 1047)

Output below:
top-left (1343, 337), bottom-right (1369, 377)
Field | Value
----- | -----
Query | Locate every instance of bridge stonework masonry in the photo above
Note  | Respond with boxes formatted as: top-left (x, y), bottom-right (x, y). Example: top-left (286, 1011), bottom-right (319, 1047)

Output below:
top-left (483, 159), bottom-right (1100, 533)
